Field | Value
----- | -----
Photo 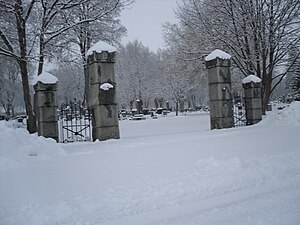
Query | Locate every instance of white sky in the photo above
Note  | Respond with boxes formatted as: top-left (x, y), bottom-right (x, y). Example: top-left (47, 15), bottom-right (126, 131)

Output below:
top-left (120, 0), bottom-right (179, 52)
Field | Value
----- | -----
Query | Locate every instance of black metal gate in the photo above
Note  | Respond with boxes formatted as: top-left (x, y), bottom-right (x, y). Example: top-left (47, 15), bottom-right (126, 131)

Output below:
top-left (233, 95), bottom-right (246, 127)
top-left (59, 100), bottom-right (92, 143)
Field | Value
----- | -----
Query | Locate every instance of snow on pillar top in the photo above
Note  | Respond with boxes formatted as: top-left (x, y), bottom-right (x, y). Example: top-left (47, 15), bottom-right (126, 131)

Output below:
top-left (205, 49), bottom-right (231, 61)
top-left (242, 75), bottom-right (262, 84)
top-left (34, 71), bottom-right (58, 85)
top-left (100, 83), bottom-right (114, 91)
top-left (86, 41), bottom-right (116, 59)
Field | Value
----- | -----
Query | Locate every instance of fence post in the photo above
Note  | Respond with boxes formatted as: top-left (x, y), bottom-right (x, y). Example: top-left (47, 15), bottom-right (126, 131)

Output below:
top-left (242, 75), bottom-right (263, 125)
top-left (34, 72), bottom-right (59, 142)
top-left (86, 42), bottom-right (120, 141)
top-left (205, 49), bottom-right (234, 129)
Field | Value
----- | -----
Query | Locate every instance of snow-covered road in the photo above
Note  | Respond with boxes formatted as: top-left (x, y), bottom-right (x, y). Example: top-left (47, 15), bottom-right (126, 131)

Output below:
top-left (1, 103), bottom-right (300, 225)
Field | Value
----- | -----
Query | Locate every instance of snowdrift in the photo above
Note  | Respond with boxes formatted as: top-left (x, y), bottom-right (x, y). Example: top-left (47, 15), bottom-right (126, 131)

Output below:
top-left (261, 101), bottom-right (300, 126)
top-left (0, 102), bottom-right (299, 225)
top-left (0, 121), bottom-right (65, 169)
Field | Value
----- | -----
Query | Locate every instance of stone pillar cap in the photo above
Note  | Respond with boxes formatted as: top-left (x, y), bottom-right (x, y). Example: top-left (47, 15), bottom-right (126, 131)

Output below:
top-left (86, 41), bottom-right (116, 59)
top-left (33, 71), bottom-right (58, 85)
top-left (205, 49), bottom-right (231, 62)
top-left (242, 74), bottom-right (262, 84)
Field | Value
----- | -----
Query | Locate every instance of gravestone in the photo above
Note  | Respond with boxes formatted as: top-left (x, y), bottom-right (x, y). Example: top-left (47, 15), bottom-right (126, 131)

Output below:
top-left (166, 101), bottom-right (170, 111)
top-left (136, 100), bottom-right (142, 114)
top-left (34, 72), bottom-right (59, 142)
top-left (86, 41), bottom-right (120, 141)
top-left (242, 75), bottom-right (262, 125)
top-left (205, 49), bottom-right (234, 129)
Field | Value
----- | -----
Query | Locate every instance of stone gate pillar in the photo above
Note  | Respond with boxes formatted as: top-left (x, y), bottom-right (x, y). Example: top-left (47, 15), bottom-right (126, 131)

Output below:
top-left (242, 75), bottom-right (262, 125)
top-left (205, 49), bottom-right (234, 129)
top-left (86, 42), bottom-right (120, 141)
top-left (34, 72), bottom-right (59, 142)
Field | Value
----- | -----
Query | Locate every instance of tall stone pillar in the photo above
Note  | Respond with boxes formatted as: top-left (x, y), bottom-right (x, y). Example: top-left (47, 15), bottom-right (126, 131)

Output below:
top-left (205, 49), bottom-right (234, 129)
top-left (34, 72), bottom-right (59, 142)
top-left (242, 75), bottom-right (262, 125)
top-left (86, 44), bottom-right (120, 141)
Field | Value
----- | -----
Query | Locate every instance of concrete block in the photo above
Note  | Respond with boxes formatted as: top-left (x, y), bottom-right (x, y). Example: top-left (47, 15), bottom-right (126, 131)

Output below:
top-left (99, 84), bottom-right (117, 105)
top-left (37, 122), bottom-right (58, 142)
top-left (209, 83), bottom-right (232, 101)
top-left (92, 126), bottom-right (120, 141)
top-left (88, 83), bottom-right (117, 106)
top-left (210, 117), bottom-right (234, 129)
top-left (34, 91), bottom-right (58, 107)
top-left (243, 82), bottom-right (261, 89)
top-left (99, 63), bottom-right (116, 83)
top-left (245, 98), bottom-right (262, 110)
top-left (205, 58), bottom-right (231, 69)
top-left (246, 108), bottom-right (262, 121)
top-left (95, 51), bottom-right (116, 63)
top-left (209, 100), bottom-right (234, 118)
top-left (208, 67), bottom-right (232, 84)
top-left (92, 105), bottom-right (119, 127)
top-left (244, 88), bottom-right (262, 99)
top-left (88, 62), bottom-right (100, 85)
top-left (35, 107), bottom-right (58, 122)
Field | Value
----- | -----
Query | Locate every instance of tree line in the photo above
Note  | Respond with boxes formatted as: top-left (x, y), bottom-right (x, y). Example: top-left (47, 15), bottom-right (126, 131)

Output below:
top-left (167, 0), bottom-right (300, 112)
top-left (1, 0), bottom-right (299, 133)
top-left (0, 0), bottom-right (133, 133)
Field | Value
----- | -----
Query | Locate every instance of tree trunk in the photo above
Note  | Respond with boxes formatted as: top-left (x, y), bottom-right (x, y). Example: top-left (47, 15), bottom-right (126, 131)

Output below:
top-left (175, 101), bottom-right (179, 116)
top-left (15, 0), bottom-right (36, 133)
top-left (19, 59), bottom-right (36, 133)
top-left (262, 74), bottom-right (272, 114)
top-left (84, 64), bottom-right (89, 107)
top-left (37, 33), bottom-right (45, 75)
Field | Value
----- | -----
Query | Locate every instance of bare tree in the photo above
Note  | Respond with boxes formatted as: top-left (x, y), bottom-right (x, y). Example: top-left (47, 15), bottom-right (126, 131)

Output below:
top-left (173, 0), bottom-right (300, 112)
top-left (116, 40), bottom-right (162, 109)
top-left (159, 48), bottom-right (199, 116)
top-left (0, 57), bottom-right (23, 117)
top-left (287, 46), bottom-right (300, 95)
top-left (0, 0), bottom-right (38, 132)
top-left (66, 0), bottom-right (133, 104)
top-left (49, 61), bottom-right (85, 105)
top-left (0, 0), bottom-right (132, 132)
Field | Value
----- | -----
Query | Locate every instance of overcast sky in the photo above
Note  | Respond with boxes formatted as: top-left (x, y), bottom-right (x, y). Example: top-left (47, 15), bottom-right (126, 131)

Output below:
top-left (120, 0), bottom-right (179, 52)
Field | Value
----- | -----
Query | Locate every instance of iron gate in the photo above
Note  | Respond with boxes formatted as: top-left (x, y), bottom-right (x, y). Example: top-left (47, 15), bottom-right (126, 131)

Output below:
top-left (233, 95), bottom-right (246, 127)
top-left (59, 100), bottom-right (92, 143)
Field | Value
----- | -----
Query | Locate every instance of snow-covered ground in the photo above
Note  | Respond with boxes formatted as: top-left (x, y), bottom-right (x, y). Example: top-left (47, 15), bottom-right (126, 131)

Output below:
top-left (1, 103), bottom-right (300, 225)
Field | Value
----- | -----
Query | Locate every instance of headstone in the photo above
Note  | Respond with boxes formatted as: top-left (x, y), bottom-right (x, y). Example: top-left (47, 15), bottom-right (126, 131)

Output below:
top-left (242, 75), bottom-right (262, 125)
top-left (34, 72), bottom-right (59, 142)
top-left (166, 101), bottom-right (170, 111)
top-left (136, 100), bottom-right (142, 114)
top-left (86, 42), bottom-right (120, 141)
top-left (205, 49), bottom-right (234, 129)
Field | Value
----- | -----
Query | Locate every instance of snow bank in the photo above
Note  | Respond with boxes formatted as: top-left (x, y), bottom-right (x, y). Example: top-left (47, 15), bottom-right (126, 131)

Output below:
top-left (33, 71), bottom-right (58, 85)
top-left (1, 103), bottom-right (300, 225)
top-left (262, 102), bottom-right (300, 127)
top-left (0, 121), bottom-right (65, 169)
top-left (86, 41), bottom-right (116, 58)
top-left (205, 49), bottom-right (231, 61)
top-left (100, 83), bottom-right (114, 91)
top-left (242, 74), bottom-right (261, 84)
